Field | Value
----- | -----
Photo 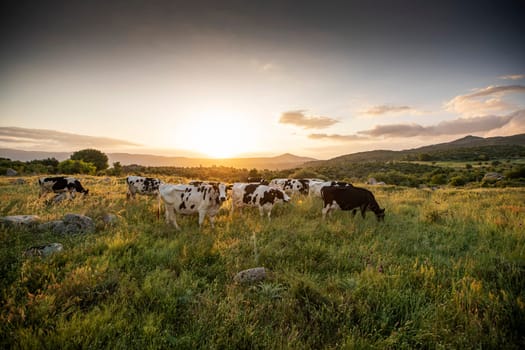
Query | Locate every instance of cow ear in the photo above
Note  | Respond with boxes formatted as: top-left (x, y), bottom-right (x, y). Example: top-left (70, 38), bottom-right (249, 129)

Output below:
top-left (227, 184), bottom-right (233, 190)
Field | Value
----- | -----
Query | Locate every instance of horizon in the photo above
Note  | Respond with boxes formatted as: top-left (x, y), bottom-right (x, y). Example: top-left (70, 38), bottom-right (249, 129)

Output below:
top-left (2, 131), bottom-right (523, 164)
top-left (2, 1), bottom-right (525, 159)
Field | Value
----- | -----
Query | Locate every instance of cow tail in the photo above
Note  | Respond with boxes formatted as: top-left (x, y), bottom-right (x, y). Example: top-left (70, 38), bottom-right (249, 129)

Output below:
top-left (157, 191), bottom-right (161, 221)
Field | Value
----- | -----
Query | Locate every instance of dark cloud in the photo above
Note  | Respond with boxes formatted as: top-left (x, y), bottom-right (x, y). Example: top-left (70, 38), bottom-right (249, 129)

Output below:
top-left (0, 127), bottom-right (140, 150)
top-left (358, 111), bottom-right (523, 138)
top-left (279, 110), bottom-right (339, 129)
top-left (360, 105), bottom-right (413, 115)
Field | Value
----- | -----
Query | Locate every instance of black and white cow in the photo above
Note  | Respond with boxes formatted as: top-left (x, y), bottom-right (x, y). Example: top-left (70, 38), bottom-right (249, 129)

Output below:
top-left (309, 180), bottom-right (353, 197)
top-left (269, 178), bottom-right (309, 196)
top-left (126, 176), bottom-right (162, 199)
top-left (246, 177), bottom-right (269, 185)
top-left (321, 186), bottom-right (385, 221)
top-left (159, 182), bottom-right (228, 230)
top-left (231, 183), bottom-right (290, 219)
top-left (38, 176), bottom-right (89, 199)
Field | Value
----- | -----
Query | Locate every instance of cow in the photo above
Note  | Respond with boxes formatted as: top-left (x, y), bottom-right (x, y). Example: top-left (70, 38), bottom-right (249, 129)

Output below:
top-left (126, 176), bottom-right (162, 199)
top-left (309, 180), bottom-right (353, 197)
top-left (231, 183), bottom-right (290, 219)
top-left (321, 186), bottom-right (385, 221)
top-left (247, 177), bottom-right (269, 185)
top-left (159, 182), bottom-right (228, 230)
top-left (38, 176), bottom-right (89, 199)
top-left (269, 178), bottom-right (309, 196)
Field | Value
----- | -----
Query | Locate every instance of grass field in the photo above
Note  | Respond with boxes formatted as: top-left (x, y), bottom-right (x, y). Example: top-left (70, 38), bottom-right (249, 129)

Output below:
top-left (1, 176), bottom-right (524, 348)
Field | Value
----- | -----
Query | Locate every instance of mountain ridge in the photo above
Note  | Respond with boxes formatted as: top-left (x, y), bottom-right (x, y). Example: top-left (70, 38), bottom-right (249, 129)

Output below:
top-left (0, 148), bottom-right (316, 170)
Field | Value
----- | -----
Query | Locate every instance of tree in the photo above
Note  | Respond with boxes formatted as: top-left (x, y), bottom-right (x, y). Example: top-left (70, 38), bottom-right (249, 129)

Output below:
top-left (58, 159), bottom-right (96, 174)
top-left (71, 149), bottom-right (108, 171)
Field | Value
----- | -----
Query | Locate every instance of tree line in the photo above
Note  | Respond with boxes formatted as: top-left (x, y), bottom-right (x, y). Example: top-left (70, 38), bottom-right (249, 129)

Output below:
top-left (1, 148), bottom-right (524, 188)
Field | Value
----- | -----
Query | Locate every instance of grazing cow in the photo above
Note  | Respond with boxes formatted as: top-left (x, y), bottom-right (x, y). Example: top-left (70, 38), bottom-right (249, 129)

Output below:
top-left (269, 178), bottom-right (309, 196)
top-left (159, 182), bottom-right (228, 230)
top-left (126, 176), bottom-right (162, 199)
top-left (309, 180), bottom-right (353, 197)
top-left (38, 176), bottom-right (89, 199)
top-left (321, 186), bottom-right (385, 221)
top-left (247, 177), bottom-right (269, 185)
top-left (231, 183), bottom-right (290, 219)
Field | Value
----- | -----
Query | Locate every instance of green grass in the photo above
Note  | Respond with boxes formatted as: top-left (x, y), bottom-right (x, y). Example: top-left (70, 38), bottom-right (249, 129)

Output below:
top-left (1, 176), bottom-right (524, 348)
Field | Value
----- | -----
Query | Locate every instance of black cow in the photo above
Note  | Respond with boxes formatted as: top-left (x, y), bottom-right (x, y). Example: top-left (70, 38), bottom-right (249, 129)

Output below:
top-left (38, 176), bottom-right (89, 199)
top-left (321, 186), bottom-right (385, 221)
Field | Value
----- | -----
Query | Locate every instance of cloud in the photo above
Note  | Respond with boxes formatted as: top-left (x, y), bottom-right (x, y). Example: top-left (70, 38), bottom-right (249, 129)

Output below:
top-left (499, 74), bottom-right (525, 81)
top-left (359, 104), bottom-right (413, 115)
top-left (0, 127), bottom-right (141, 151)
top-left (279, 110), bottom-right (339, 129)
top-left (445, 85), bottom-right (525, 117)
top-left (308, 133), bottom-right (366, 142)
top-left (358, 111), bottom-right (523, 138)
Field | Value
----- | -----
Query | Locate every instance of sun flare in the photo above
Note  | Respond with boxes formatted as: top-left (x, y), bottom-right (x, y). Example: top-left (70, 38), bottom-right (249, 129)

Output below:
top-left (178, 109), bottom-right (258, 158)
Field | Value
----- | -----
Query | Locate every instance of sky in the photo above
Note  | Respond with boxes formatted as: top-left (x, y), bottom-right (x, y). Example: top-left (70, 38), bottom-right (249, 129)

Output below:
top-left (1, 0), bottom-right (525, 159)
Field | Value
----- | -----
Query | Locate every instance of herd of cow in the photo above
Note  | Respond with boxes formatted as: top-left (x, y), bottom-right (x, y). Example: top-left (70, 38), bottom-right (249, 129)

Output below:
top-left (37, 175), bottom-right (385, 230)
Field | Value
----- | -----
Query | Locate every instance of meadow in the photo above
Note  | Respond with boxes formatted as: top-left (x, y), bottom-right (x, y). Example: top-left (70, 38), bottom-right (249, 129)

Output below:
top-left (1, 176), bottom-right (524, 349)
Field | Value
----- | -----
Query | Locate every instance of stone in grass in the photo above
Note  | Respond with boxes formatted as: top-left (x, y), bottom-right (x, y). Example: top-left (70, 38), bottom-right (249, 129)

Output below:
top-left (6, 168), bottom-right (17, 176)
top-left (24, 243), bottom-right (63, 257)
top-left (0, 215), bottom-right (41, 227)
top-left (102, 213), bottom-right (119, 226)
top-left (38, 214), bottom-right (95, 234)
top-left (234, 267), bottom-right (267, 284)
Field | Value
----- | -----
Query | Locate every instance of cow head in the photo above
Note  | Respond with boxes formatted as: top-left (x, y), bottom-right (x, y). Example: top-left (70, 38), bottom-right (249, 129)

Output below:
top-left (217, 183), bottom-right (227, 202)
top-left (273, 188), bottom-right (290, 203)
top-left (375, 208), bottom-right (385, 221)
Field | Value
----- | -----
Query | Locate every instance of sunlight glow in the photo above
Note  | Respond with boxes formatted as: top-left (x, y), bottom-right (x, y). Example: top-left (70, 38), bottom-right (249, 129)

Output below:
top-left (177, 109), bottom-right (259, 158)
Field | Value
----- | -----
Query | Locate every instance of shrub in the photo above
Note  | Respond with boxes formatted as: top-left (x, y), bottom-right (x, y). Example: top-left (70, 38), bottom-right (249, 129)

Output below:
top-left (57, 159), bottom-right (96, 175)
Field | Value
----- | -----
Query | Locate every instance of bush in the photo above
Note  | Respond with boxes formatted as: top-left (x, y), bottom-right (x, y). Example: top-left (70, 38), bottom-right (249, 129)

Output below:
top-left (449, 176), bottom-right (467, 186)
top-left (71, 149), bottom-right (109, 171)
top-left (58, 159), bottom-right (96, 175)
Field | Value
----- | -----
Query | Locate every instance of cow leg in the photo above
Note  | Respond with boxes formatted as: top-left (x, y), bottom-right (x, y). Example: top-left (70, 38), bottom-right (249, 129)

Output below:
top-left (360, 205), bottom-right (367, 219)
top-left (322, 205), bottom-right (331, 220)
top-left (208, 215), bottom-right (215, 229)
top-left (165, 205), bottom-right (180, 230)
top-left (198, 211), bottom-right (207, 228)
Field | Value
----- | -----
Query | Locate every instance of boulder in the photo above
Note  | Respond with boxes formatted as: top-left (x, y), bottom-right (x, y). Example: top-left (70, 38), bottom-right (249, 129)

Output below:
top-left (483, 172), bottom-right (504, 182)
top-left (6, 168), bottom-right (17, 176)
top-left (0, 215), bottom-right (41, 227)
top-left (13, 178), bottom-right (26, 185)
top-left (234, 267), bottom-right (267, 284)
top-left (25, 243), bottom-right (63, 257)
top-left (38, 214), bottom-right (95, 234)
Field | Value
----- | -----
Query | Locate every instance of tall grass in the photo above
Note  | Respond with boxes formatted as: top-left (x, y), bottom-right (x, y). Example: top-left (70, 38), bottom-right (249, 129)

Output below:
top-left (1, 176), bottom-right (524, 348)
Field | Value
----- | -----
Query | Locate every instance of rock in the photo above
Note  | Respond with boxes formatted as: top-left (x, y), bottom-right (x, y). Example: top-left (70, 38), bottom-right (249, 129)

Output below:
top-left (483, 172), bottom-right (504, 182)
top-left (0, 215), bottom-right (41, 227)
top-left (24, 243), bottom-right (63, 257)
top-left (102, 213), bottom-right (118, 226)
top-left (6, 168), bottom-right (17, 176)
top-left (234, 267), bottom-right (267, 284)
top-left (367, 178), bottom-right (377, 185)
top-left (13, 178), bottom-right (26, 185)
top-left (38, 220), bottom-right (65, 232)
top-left (38, 214), bottom-right (95, 234)
top-left (61, 214), bottom-right (95, 234)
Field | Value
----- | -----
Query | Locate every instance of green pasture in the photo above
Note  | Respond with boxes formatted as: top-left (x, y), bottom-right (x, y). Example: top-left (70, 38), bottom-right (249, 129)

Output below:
top-left (1, 176), bottom-right (524, 348)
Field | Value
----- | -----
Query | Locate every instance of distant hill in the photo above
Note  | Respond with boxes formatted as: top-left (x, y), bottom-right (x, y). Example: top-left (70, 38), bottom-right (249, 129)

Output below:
top-left (304, 133), bottom-right (525, 167)
top-left (0, 149), bottom-right (316, 170)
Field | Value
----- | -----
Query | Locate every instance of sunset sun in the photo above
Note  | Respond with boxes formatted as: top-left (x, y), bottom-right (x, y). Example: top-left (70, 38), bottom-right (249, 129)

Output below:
top-left (179, 110), bottom-right (258, 158)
